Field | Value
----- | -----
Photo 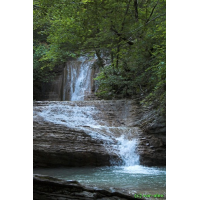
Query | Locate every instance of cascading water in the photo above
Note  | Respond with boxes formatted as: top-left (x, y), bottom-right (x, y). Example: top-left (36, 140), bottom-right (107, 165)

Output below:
top-left (116, 135), bottom-right (139, 166)
top-left (35, 101), bottom-right (140, 166)
top-left (62, 56), bottom-right (96, 101)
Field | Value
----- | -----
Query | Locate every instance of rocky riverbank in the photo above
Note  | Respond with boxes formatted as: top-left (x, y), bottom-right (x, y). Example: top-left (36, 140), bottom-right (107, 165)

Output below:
top-left (33, 174), bottom-right (143, 200)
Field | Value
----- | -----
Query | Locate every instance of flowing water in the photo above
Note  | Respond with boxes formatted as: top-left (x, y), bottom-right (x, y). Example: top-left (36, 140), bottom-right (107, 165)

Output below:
top-left (62, 56), bottom-right (96, 101)
top-left (34, 56), bottom-right (166, 198)
top-left (34, 166), bottom-right (166, 196)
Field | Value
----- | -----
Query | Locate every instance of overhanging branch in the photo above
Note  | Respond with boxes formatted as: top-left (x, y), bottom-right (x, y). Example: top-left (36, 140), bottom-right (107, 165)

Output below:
top-left (128, 13), bottom-right (165, 40)
top-left (146, 0), bottom-right (159, 23)
top-left (111, 27), bottom-right (134, 45)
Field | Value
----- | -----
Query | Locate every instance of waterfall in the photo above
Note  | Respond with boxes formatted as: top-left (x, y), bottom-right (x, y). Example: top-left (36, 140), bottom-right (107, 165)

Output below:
top-left (62, 56), bottom-right (97, 101)
top-left (116, 135), bottom-right (139, 166)
top-left (36, 101), bottom-right (140, 166)
top-left (35, 55), bottom-right (140, 166)
top-left (34, 55), bottom-right (166, 198)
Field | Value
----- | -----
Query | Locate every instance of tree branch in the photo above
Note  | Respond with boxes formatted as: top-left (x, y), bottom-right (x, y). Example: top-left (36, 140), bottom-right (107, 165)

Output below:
top-left (128, 12), bottom-right (165, 40)
top-left (121, 0), bottom-right (132, 31)
top-left (146, 0), bottom-right (159, 23)
top-left (33, 5), bottom-right (40, 9)
top-left (134, 0), bottom-right (138, 21)
top-left (111, 27), bottom-right (134, 45)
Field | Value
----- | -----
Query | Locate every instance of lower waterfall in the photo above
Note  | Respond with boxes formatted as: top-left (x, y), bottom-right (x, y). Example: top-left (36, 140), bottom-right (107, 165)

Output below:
top-left (34, 101), bottom-right (166, 195)
top-left (34, 101), bottom-right (140, 166)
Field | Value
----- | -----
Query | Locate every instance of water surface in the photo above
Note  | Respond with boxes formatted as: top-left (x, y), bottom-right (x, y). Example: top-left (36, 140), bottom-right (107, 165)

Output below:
top-left (34, 165), bottom-right (166, 193)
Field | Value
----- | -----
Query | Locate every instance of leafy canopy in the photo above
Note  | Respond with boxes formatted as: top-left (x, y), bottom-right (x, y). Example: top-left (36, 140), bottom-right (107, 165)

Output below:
top-left (33, 0), bottom-right (166, 115)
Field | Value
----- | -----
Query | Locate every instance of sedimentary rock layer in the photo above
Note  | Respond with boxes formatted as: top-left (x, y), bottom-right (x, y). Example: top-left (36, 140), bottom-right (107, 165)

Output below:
top-left (33, 120), bottom-right (118, 167)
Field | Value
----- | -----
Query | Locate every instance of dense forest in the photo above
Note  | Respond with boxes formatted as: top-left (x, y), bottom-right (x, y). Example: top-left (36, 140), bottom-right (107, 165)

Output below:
top-left (33, 0), bottom-right (166, 115)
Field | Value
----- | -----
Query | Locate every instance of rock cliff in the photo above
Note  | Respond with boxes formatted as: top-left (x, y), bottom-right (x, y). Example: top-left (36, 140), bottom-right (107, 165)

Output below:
top-left (135, 108), bottom-right (166, 166)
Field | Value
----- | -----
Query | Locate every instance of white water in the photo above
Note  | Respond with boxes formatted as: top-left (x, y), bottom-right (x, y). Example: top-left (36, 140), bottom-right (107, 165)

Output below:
top-left (116, 135), bottom-right (139, 166)
top-left (63, 56), bottom-right (96, 101)
top-left (36, 102), bottom-right (140, 165)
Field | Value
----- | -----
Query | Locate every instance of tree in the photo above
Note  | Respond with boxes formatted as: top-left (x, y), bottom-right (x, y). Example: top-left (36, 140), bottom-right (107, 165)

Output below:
top-left (33, 0), bottom-right (166, 115)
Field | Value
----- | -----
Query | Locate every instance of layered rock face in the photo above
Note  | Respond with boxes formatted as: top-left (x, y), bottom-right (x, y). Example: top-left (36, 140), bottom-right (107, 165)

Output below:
top-left (33, 65), bottom-right (64, 101)
top-left (33, 121), bottom-right (119, 167)
top-left (33, 100), bottom-right (166, 167)
top-left (33, 175), bottom-right (142, 200)
top-left (134, 108), bottom-right (166, 166)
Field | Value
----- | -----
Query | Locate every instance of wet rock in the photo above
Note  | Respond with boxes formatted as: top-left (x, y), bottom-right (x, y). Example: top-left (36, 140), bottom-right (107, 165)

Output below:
top-left (135, 108), bottom-right (166, 166)
top-left (33, 174), bottom-right (143, 200)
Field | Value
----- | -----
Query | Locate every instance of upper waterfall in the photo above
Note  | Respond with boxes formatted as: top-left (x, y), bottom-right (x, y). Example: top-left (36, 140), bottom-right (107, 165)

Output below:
top-left (62, 56), bottom-right (97, 101)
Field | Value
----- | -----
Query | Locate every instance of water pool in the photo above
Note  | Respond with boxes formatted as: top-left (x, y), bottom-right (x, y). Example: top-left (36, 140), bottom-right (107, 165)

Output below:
top-left (34, 165), bottom-right (166, 197)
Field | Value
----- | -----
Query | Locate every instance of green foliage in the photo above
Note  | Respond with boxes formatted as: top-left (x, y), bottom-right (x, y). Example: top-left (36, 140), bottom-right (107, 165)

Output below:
top-left (142, 19), bottom-right (166, 115)
top-left (94, 64), bottom-right (138, 99)
top-left (33, 0), bottom-right (166, 115)
top-left (33, 43), bottom-right (55, 83)
top-left (39, 43), bottom-right (76, 67)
